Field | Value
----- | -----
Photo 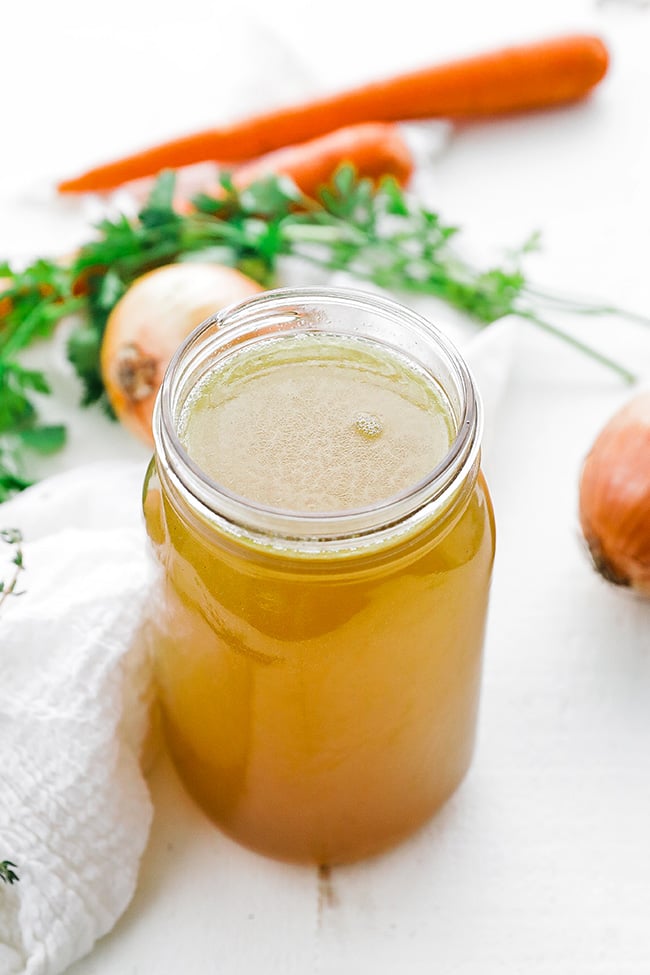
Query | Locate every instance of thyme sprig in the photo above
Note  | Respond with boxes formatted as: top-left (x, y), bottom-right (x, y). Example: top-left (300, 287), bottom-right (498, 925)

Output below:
top-left (0, 861), bottom-right (19, 885)
top-left (0, 165), bottom-right (645, 501)
top-left (0, 527), bottom-right (24, 610)
top-left (1, 532), bottom-right (24, 883)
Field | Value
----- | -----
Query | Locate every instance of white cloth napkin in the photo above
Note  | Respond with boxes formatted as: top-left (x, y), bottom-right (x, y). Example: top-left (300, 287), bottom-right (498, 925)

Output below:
top-left (0, 462), bottom-right (153, 975)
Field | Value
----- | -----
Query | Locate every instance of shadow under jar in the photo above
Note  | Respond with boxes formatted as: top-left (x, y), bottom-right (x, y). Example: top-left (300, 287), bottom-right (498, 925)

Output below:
top-left (143, 287), bottom-right (495, 865)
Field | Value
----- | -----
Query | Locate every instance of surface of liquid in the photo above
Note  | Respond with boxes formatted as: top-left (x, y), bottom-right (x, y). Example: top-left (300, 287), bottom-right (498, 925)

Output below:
top-left (178, 334), bottom-right (453, 512)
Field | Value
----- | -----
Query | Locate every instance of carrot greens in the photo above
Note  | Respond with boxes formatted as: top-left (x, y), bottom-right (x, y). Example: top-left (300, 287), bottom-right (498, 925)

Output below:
top-left (0, 166), bottom-right (643, 501)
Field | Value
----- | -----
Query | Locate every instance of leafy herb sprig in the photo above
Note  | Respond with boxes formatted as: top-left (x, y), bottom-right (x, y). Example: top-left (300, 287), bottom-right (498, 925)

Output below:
top-left (0, 259), bottom-right (76, 500)
top-left (0, 860), bottom-right (19, 885)
top-left (1, 530), bottom-right (24, 883)
top-left (0, 165), bottom-right (645, 501)
top-left (0, 527), bottom-right (24, 609)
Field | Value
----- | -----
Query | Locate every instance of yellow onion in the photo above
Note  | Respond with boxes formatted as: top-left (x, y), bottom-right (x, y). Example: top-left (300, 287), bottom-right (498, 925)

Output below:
top-left (578, 392), bottom-right (650, 595)
top-left (101, 262), bottom-right (263, 444)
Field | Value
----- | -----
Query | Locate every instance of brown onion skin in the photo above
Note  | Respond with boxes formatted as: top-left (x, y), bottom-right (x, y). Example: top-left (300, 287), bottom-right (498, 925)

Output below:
top-left (579, 392), bottom-right (650, 596)
top-left (101, 263), bottom-right (263, 445)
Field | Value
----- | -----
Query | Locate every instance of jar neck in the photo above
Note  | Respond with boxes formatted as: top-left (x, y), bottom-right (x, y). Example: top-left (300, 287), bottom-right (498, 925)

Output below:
top-left (153, 287), bottom-right (483, 554)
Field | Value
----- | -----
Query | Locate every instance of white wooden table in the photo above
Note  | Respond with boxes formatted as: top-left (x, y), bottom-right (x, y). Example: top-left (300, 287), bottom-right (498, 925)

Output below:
top-left (2, 0), bottom-right (649, 971)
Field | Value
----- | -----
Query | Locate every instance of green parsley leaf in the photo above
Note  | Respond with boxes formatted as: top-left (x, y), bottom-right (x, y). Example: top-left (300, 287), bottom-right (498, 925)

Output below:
top-left (66, 324), bottom-right (106, 408)
top-left (18, 424), bottom-right (66, 455)
top-left (139, 169), bottom-right (178, 227)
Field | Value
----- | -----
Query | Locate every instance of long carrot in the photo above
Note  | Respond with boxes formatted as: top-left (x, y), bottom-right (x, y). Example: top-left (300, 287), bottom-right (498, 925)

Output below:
top-left (173, 123), bottom-right (413, 212)
top-left (58, 34), bottom-right (609, 194)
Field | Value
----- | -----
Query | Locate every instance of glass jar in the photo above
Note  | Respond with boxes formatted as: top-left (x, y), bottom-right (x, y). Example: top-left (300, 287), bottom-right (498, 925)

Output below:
top-left (143, 287), bottom-right (495, 865)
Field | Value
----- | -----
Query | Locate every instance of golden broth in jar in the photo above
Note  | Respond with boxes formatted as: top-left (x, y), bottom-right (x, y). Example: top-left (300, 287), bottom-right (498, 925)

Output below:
top-left (144, 288), bottom-right (495, 865)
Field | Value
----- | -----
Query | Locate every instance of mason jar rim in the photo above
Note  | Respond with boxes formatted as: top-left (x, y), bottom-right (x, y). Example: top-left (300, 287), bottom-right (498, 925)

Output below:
top-left (153, 286), bottom-right (483, 548)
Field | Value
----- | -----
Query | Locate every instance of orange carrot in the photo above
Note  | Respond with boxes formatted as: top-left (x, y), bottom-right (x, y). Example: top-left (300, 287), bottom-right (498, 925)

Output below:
top-left (58, 34), bottom-right (609, 194)
top-left (173, 123), bottom-right (413, 212)
top-left (233, 122), bottom-right (413, 195)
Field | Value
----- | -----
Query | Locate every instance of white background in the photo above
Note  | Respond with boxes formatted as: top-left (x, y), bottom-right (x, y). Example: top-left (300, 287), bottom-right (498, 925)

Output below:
top-left (2, 0), bottom-right (650, 972)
